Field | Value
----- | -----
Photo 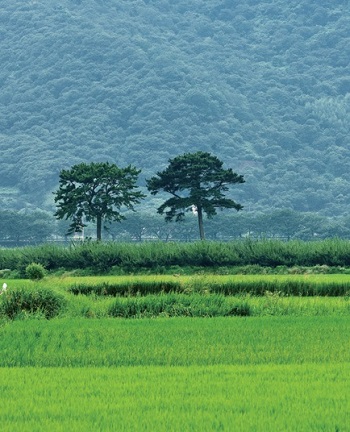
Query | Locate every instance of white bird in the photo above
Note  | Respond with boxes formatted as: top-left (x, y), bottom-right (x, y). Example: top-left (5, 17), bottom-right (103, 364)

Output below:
top-left (2, 283), bottom-right (7, 291)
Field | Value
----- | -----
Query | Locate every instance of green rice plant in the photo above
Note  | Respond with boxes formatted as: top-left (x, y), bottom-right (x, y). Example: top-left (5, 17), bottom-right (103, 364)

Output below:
top-left (0, 364), bottom-right (348, 432)
top-left (107, 291), bottom-right (342, 318)
top-left (0, 287), bottom-right (66, 320)
top-left (9, 272), bottom-right (350, 312)
top-left (0, 316), bottom-right (349, 367)
top-left (184, 273), bottom-right (350, 296)
top-left (107, 294), bottom-right (237, 318)
top-left (64, 273), bottom-right (350, 300)
top-left (64, 292), bottom-right (350, 319)
top-left (2, 274), bottom-right (350, 320)
top-left (68, 280), bottom-right (183, 296)
top-left (255, 294), bottom-right (350, 316)
top-left (225, 300), bottom-right (251, 316)
top-left (108, 293), bottom-right (350, 318)
top-left (62, 291), bottom-right (115, 319)
top-left (207, 278), bottom-right (350, 296)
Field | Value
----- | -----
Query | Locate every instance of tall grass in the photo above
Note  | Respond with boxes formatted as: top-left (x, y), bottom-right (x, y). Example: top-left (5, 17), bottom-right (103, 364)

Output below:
top-left (2, 239), bottom-right (350, 274)
top-left (0, 287), bottom-right (66, 320)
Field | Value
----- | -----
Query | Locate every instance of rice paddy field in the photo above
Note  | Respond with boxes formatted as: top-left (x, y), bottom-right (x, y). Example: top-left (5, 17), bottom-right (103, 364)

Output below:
top-left (0, 272), bottom-right (350, 431)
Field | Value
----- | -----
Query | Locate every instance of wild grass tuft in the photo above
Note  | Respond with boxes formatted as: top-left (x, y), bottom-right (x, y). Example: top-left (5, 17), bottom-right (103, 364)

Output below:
top-left (0, 287), bottom-right (66, 320)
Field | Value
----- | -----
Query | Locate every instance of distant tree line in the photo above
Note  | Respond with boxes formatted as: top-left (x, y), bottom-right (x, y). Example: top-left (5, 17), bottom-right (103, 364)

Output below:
top-left (101, 210), bottom-right (350, 243)
top-left (2, 151), bottom-right (350, 246)
top-left (0, 209), bottom-right (349, 247)
top-left (53, 153), bottom-right (245, 240)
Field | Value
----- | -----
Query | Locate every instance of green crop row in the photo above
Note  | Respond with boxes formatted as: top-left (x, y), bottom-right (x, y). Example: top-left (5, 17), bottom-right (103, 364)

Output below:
top-left (0, 364), bottom-right (348, 432)
top-left (2, 273), bottom-right (350, 320)
top-left (0, 316), bottom-right (348, 431)
top-left (1, 289), bottom-right (350, 321)
top-left (0, 316), bottom-right (349, 367)
top-left (68, 275), bottom-right (350, 297)
top-left (2, 239), bottom-right (350, 275)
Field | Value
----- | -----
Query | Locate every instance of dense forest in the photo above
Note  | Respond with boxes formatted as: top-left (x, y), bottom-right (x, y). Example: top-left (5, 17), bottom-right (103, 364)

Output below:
top-left (0, 0), bottom-right (350, 235)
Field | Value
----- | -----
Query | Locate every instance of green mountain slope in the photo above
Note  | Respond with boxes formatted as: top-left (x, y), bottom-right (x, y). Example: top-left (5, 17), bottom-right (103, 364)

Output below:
top-left (0, 0), bottom-right (349, 216)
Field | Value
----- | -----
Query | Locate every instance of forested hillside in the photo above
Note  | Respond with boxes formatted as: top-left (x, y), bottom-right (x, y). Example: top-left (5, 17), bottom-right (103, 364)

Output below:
top-left (1, 0), bottom-right (350, 218)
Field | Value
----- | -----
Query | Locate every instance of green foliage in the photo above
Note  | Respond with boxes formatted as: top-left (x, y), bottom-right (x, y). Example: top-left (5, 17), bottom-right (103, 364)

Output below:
top-left (0, 210), bottom-right (54, 245)
top-left (3, 239), bottom-right (350, 274)
top-left (54, 162), bottom-right (145, 240)
top-left (147, 151), bottom-right (244, 239)
top-left (0, 244), bottom-right (70, 276)
top-left (0, 208), bottom-right (348, 247)
top-left (0, 269), bottom-right (11, 278)
top-left (25, 263), bottom-right (46, 280)
top-left (0, 287), bottom-right (65, 320)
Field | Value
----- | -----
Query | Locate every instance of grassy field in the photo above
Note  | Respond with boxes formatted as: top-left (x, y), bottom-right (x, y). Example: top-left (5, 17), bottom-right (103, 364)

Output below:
top-left (0, 364), bottom-right (348, 431)
top-left (0, 317), bottom-right (349, 431)
top-left (0, 273), bottom-right (349, 430)
top-left (0, 316), bottom-right (349, 366)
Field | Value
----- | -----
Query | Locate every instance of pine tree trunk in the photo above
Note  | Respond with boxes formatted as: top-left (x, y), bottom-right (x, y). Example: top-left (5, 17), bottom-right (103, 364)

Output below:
top-left (96, 215), bottom-right (102, 241)
top-left (197, 207), bottom-right (205, 240)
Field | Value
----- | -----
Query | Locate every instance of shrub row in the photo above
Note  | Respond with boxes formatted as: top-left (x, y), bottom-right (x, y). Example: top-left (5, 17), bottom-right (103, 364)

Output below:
top-left (2, 239), bottom-right (350, 275)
